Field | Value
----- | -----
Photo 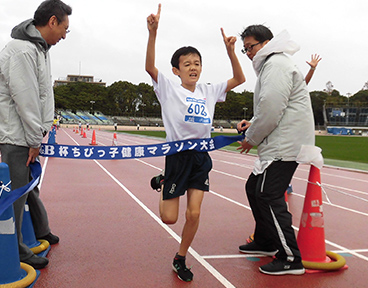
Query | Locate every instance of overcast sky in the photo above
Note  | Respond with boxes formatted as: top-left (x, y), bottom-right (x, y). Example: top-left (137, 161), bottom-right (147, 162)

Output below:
top-left (1, 0), bottom-right (367, 96)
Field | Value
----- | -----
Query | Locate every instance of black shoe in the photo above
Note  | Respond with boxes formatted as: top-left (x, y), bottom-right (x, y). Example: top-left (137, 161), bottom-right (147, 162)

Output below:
top-left (259, 258), bottom-right (305, 275)
top-left (172, 254), bottom-right (193, 282)
top-left (239, 241), bottom-right (278, 256)
top-left (39, 232), bottom-right (59, 245)
top-left (150, 171), bottom-right (164, 192)
top-left (22, 254), bottom-right (49, 269)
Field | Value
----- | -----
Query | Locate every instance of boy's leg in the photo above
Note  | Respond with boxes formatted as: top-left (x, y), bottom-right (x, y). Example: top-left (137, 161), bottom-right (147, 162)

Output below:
top-left (178, 188), bottom-right (204, 257)
top-left (159, 193), bottom-right (180, 225)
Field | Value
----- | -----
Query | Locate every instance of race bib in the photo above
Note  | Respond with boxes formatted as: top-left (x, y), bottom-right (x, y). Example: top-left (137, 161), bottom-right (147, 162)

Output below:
top-left (184, 97), bottom-right (211, 124)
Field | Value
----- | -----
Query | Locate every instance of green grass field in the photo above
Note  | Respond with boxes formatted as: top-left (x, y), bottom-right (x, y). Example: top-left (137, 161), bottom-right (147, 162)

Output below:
top-left (121, 130), bottom-right (368, 165)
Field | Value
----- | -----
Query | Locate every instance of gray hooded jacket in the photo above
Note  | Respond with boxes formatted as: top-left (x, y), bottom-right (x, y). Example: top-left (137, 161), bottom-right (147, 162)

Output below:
top-left (0, 19), bottom-right (54, 148)
top-left (245, 30), bottom-right (315, 162)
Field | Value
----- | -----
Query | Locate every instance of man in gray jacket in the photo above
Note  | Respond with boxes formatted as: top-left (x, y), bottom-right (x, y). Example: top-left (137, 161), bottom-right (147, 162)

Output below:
top-left (237, 25), bottom-right (315, 275)
top-left (0, 0), bottom-right (72, 269)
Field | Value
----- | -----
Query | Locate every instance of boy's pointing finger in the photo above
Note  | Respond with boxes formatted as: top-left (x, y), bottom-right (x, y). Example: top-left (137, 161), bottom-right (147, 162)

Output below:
top-left (220, 27), bottom-right (226, 39)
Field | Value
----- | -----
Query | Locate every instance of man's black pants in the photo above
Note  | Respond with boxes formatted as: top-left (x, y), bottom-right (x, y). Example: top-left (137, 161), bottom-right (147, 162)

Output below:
top-left (246, 160), bottom-right (301, 261)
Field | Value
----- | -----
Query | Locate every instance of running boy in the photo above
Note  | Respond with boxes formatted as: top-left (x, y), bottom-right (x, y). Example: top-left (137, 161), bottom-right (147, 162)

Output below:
top-left (145, 4), bottom-right (245, 282)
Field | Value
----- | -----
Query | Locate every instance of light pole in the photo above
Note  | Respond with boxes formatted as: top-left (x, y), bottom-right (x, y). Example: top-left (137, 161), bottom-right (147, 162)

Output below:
top-left (90, 100), bottom-right (95, 114)
top-left (346, 93), bottom-right (351, 125)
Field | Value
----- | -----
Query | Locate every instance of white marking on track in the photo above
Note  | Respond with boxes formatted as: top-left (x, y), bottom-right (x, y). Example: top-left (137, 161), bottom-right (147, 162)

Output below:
top-left (94, 159), bottom-right (236, 288)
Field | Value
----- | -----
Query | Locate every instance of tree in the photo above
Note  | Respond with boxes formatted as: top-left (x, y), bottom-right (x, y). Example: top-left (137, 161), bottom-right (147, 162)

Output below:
top-left (215, 90), bottom-right (253, 120)
top-left (54, 79), bottom-right (367, 128)
top-left (107, 81), bottom-right (139, 115)
top-left (54, 82), bottom-right (108, 114)
top-left (136, 83), bottom-right (161, 117)
top-left (350, 90), bottom-right (368, 105)
top-left (325, 81), bottom-right (334, 94)
top-left (362, 81), bottom-right (368, 90)
top-left (310, 91), bottom-right (328, 126)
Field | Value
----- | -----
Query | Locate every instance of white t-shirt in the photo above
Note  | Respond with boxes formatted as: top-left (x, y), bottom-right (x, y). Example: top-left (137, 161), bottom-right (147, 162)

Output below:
top-left (153, 71), bottom-right (227, 142)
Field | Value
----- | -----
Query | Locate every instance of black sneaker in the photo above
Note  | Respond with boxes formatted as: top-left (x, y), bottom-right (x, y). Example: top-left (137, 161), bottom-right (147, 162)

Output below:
top-left (38, 232), bottom-right (59, 245)
top-left (172, 254), bottom-right (193, 282)
top-left (150, 171), bottom-right (164, 192)
top-left (259, 258), bottom-right (305, 275)
top-left (22, 254), bottom-right (49, 269)
top-left (239, 241), bottom-right (278, 256)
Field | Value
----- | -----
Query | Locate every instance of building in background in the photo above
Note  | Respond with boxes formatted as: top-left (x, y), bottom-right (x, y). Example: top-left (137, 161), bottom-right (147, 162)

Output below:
top-left (54, 74), bottom-right (106, 87)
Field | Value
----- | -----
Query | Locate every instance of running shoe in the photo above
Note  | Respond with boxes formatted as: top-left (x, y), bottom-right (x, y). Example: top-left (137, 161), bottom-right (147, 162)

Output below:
top-left (239, 241), bottom-right (278, 256)
top-left (172, 254), bottom-right (193, 282)
top-left (150, 170), bottom-right (164, 192)
top-left (259, 258), bottom-right (305, 275)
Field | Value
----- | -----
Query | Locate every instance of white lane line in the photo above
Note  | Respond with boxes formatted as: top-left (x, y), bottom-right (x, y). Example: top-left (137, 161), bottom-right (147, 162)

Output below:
top-left (324, 239), bottom-right (368, 262)
top-left (209, 190), bottom-right (251, 211)
top-left (203, 254), bottom-right (268, 259)
top-left (133, 157), bottom-right (368, 264)
top-left (210, 168), bottom-right (368, 217)
top-left (213, 161), bottom-right (368, 198)
top-left (93, 159), bottom-right (235, 288)
top-left (202, 249), bottom-right (368, 259)
top-left (60, 129), bottom-right (368, 264)
top-left (207, 190), bottom-right (368, 263)
top-left (290, 193), bottom-right (368, 217)
top-left (211, 169), bottom-right (247, 181)
top-left (135, 158), bottom-right (162, 171)
top-left (119, 134), bottom-right (368, 195)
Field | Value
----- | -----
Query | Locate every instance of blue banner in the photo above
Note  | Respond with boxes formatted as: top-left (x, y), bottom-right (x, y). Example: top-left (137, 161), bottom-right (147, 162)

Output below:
top-left (39, 135), bottom-right (244, 160)
top-left (0, 135), bottom-right (243, 216)
top-left (0, 160), bottom-right (42, 217)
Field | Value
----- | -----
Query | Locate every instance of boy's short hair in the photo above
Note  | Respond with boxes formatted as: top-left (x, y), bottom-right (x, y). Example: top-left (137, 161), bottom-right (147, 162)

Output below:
top-left (171, 46), bottom-right (202, 69)
top-left (240, 25), bottom-right (273, 43)
top-left (34, 0), bottom-right (72, 26)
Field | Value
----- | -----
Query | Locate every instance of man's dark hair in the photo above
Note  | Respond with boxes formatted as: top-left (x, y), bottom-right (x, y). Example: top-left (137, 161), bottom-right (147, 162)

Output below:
top-left (34, 0), bottom-right (72, 26)
top-left (171, 46), bottom-right (202, 69)
top-left (240, 25), bottom-right (273, 43)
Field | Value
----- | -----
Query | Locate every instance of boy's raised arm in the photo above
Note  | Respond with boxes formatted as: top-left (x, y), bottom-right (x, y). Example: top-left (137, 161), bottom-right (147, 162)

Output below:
top-left (145, 4), bottom-right (161, 83)
top-left (221, 28), bottom-right (246, 92)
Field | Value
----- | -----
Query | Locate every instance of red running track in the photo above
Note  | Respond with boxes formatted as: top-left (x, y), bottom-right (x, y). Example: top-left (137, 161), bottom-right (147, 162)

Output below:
top-left (27, 128), bottom-right (368, 287)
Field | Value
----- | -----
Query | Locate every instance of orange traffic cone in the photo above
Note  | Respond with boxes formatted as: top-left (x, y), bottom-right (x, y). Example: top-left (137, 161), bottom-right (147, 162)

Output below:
top-left (90, 130), bottom-right (97, 145)
top-left (75, 128), bottom-right (79, 134)
top-left (82, 131), bottom-right (87, 138)
top-left (80, 127), bottom-right (84, 136)
top-left (297, 165), bottom-right (326, 262)
top-left (297, 165), bottom-right (346, 271)
top-left (112, 133), bottom-right (117, 146)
